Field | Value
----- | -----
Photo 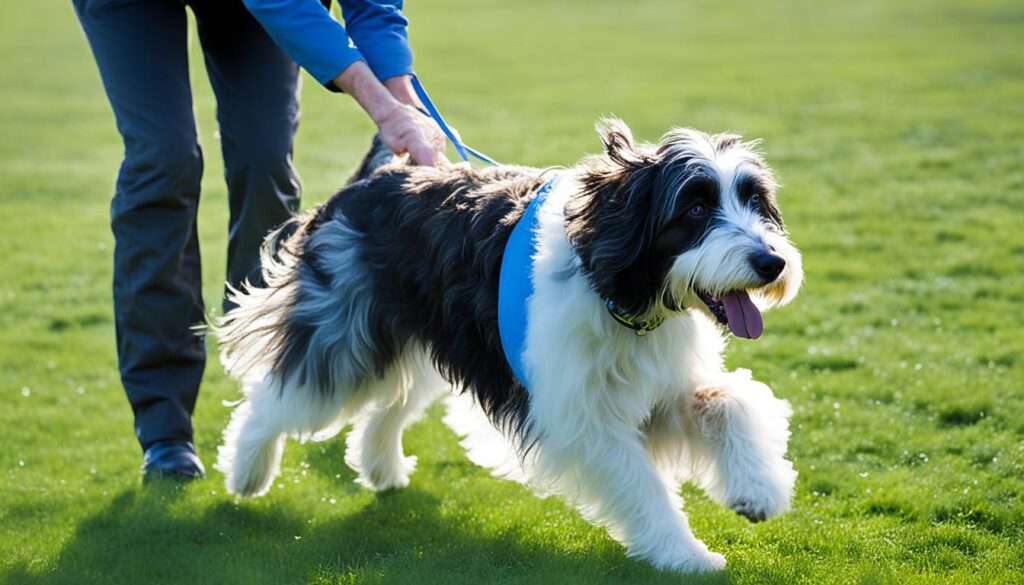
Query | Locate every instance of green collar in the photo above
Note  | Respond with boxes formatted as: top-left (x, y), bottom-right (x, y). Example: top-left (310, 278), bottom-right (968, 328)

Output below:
top-left (604, 300), bottom-right (665, 336)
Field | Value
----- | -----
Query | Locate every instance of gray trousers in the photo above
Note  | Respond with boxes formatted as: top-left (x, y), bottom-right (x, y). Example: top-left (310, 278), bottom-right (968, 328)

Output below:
top-left (73, 0), bottom-right (301, 449)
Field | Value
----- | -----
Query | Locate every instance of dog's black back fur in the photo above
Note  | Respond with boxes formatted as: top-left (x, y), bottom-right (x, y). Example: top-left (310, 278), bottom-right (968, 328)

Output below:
top-left (282, 162), bottom-right (549, 439)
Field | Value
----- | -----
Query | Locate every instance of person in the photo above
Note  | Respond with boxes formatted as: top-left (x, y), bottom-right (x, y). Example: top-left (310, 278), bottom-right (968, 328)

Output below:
top-left (72, 0), bottom-right (446, 480)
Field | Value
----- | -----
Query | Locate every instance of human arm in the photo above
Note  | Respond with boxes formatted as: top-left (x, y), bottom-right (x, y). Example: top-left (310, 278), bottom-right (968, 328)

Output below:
top-left (242, 0), bottom-right (445, 165)
top-left (331, 63), bottom-right (446, 166)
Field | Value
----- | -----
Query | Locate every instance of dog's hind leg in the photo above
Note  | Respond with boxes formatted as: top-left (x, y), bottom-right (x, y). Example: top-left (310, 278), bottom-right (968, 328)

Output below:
top-left (218, 375), bottom-right (348, 497)
top-left (345, 346), bottom-right (447, 491)
top-left (218, 377), bottom-right (288, 497)
top-left (680, 369), bottom-right (797, 522)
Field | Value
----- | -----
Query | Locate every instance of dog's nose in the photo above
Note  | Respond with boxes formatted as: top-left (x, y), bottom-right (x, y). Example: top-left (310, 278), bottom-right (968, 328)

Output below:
top-left (751, 252), bottom-right (786, 282)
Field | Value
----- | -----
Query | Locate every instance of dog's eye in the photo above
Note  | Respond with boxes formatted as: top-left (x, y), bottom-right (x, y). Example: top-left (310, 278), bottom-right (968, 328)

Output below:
top-left (750, 193), bottom-right (762, 204)
top-left (687, 204), bottom-right (706, 218)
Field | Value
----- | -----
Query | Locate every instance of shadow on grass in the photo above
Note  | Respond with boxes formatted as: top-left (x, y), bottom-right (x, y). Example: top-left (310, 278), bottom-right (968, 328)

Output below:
top-left (5, 478), bottom-right (732, 585)
top-left (304, 435), bottom-right (360, 484)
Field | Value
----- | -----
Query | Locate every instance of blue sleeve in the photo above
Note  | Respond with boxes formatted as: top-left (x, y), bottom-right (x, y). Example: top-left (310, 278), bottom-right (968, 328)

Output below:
top-left (243, 0), bottom-right (413, 89)
top-left (339, 0), bottom-right (414, 81)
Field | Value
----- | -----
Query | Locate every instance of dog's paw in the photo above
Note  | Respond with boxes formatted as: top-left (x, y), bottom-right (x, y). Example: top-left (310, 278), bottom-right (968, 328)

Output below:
top-left (659, 550), bottom-right (727, 574)
top-left (640, 538), bottom-right (727, 575)
top-left (724, 461), bottom-right (795, 522)
top-left (697, 551), bottom-right (728, 573)
top-left (358, 455), bottom-right (417, 492)
top-left (729, 499), bottom-right (770, 523)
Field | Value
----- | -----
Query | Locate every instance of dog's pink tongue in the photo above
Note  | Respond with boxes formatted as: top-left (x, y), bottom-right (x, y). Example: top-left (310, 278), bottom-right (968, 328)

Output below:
top-left (720, 291), bottom-right (763, 339)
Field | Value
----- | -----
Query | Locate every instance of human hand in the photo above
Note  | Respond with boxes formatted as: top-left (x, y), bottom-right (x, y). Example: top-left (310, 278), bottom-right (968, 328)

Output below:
top-left (375, 103), bottom-right (449, 167)
top-left (332, 62), bottom-right (449, 167)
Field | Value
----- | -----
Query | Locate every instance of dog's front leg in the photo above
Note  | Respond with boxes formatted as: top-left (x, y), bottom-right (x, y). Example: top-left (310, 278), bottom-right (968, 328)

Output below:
top-left (539, 422), bottom-right (726, 573)
top-left (681, 369), bottom-right (797, 522)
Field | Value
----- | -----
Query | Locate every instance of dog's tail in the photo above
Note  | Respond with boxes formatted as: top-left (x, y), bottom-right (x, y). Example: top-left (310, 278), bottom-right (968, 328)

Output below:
top-left (214, 212), bottom-right (312, 385)
top-left (347, 133), bottom-right (399, 185)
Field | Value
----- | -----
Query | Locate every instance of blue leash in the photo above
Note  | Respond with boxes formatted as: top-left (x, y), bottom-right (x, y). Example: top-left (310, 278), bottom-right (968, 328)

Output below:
top-left (412, 75), bottom-right (550, 392)
top-left (411, 75), bottom-right (498, 165)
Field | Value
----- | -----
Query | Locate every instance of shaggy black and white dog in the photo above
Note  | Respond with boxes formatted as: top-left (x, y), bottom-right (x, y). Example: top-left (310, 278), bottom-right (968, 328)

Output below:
top-left (215, 119), bottom-right (803, 573)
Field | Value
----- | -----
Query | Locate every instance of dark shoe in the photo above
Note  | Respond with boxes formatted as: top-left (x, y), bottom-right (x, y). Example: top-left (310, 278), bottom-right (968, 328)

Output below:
top-left (142, 440), bottom-right (205, 481)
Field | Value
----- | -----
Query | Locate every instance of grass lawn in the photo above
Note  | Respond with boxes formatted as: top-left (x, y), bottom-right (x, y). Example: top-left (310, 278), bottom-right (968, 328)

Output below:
top-left (1, 0), bottom-right (1022, 583)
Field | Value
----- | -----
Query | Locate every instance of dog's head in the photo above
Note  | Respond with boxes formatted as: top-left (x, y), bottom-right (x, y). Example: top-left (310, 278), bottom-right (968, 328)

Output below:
top-left (566, 118), bottom-right (802, 339)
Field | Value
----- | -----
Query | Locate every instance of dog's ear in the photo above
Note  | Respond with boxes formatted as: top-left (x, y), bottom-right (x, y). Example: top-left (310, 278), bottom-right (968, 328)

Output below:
top-left (596, 117), bottom-right (646, 168)
top-left (567, 122), bottom-right (662, 316)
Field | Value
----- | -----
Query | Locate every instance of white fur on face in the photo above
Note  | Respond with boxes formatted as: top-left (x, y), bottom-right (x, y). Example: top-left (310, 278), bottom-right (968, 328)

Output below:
top-left (663, 137), bottom-right (803, 312)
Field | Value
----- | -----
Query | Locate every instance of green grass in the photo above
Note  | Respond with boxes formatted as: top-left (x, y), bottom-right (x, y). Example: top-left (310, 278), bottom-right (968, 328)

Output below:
top-left (1, 0), bottom-right (1022, 583)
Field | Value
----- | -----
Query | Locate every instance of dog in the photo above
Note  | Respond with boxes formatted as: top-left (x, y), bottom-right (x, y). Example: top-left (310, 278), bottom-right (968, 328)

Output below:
top-left (214, 118), bottom-right (803, 573)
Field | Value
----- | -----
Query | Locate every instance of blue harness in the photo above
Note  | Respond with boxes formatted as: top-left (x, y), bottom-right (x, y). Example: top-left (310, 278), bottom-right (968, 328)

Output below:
top-left (497, 176), bottom-right (558, 391)
top-left (412, 75), bottom-right (542, 390)
top-left (411, 77), bottom-right (661, 393)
